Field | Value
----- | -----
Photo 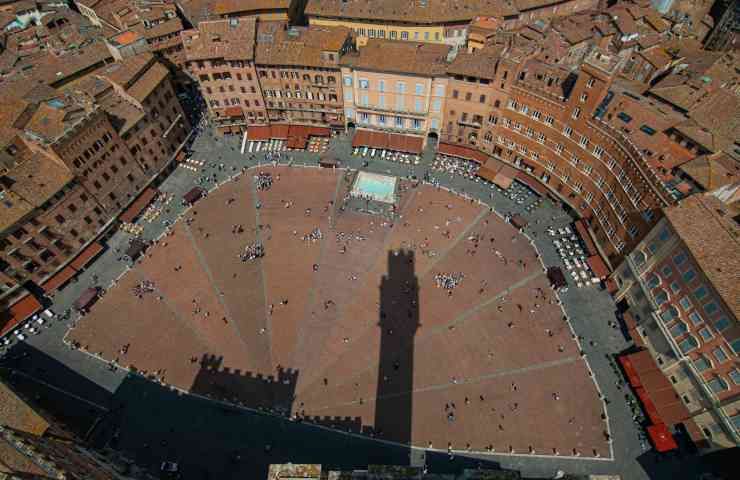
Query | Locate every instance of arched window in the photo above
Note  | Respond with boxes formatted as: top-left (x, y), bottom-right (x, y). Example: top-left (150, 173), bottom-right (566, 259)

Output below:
top-left (670, 321), bottom-right (688, 338)
top-left (660, 306), bottom-right (679, 323)
top-left (653, 288), bottom-right (668, 306)
top-left (314, 75), bottom-right (323, 84)
top-left (707, 375), bottom-right (728, 393)
top-left (633, 250), bottom-right (647, 265)
top-left (646, 273), bottom-right (660, 289)
top-left (678, 335), bottom-right (698, 354)
top-left (692, 355), bottom-right (712, 372)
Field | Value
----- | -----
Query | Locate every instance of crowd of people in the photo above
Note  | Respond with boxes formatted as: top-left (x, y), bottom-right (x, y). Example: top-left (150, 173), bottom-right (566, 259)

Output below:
top-left (434, 272), bottom-right (464, 290)
top-left (254, 172), bottom-right (274, 191)
top-left (131, 280), bottom-right (156, 298)
top-left (431, 155), bottom-right (480, 180)
top-left (240, 241), bottom-right (265, 261)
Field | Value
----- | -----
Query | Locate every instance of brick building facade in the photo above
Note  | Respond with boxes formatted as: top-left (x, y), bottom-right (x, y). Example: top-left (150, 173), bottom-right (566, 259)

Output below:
top-left (611, 194), bottom-right (740, 449)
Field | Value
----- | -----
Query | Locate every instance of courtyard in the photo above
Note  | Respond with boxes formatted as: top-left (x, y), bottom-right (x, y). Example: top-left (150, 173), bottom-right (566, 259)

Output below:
top-left (68, 164), bottom-right (610, 458)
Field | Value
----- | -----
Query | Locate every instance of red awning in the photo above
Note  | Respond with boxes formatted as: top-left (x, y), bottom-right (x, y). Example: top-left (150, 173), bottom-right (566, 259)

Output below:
top-left (635, 386), bottom-right (663, 425)
top-left (270, 124), bottom-right (290, 139)
top-left (352, 129), bottom-right (370, 148)
top-left (575, 219), bottom-right (597, 256)
top-left (120, 187), bottom-right (159, 224)
top-left (621, 350), bottom-right (689, 426)
top-left (618, 354), bottom-right (642, 388)
top-left (70, 242), bottom-right (104, 270)
top-left (388, 133), bottom-right (423, 154)
top-left (42, 265), bottom-right (78, 293)
top-left (287, 124), bottom-right (309, 140)
top-left (515, 172), bottom-right (549, 197)
top-left (477, 164), bottom-right (501, 183)
top-left (306, 126), bottom-right (331, 137)
top-left (438, 142), bottom-right (488, 164)
top-left (0, 295), bottom-right (42, 336)
top-left (73, 287), bottom-right (99, 311)
top-left (647, 423), bottom-right (678, 452)
top-left (587, 255), bottom-right (610, 279)
top-left (223, 106), bottom-right (243, 118)
top-left (247, 125), bottom-right (271, 141)
top-left (287, 136), bottom-right (308, 149)
top-left (494, 164), bottom-right (518, 189)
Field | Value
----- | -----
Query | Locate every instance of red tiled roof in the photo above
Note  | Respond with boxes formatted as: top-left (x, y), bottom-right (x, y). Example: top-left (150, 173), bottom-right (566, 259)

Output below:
top-left (41, 265), bottom-right (78, 293)
top-left (120, 187), bottom-right (159, 224)
top-left (0, 295), bottom-right (42, 336)
top-left (70, 242), bottom-right (104, 271)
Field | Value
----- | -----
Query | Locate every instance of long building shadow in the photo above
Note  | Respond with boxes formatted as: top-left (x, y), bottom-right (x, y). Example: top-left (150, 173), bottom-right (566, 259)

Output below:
top-left (373, 249), bottom-right (420, 445)
top-left (190, 354), bottom-right (297, 415)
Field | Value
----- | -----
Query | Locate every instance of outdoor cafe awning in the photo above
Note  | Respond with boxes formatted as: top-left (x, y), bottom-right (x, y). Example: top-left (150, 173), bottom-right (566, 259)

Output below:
top-left (438, 142), bottom-right (488, 164)
top-left (587, 255), bottom-right (610, 279)
top-left (247, 125), bottom-right (271, 141)
top-left (619, 350), bottom-right (689, 426)
top-left (493, 164), bottom-right (518, 189)
top-left (70, 242), bottom-right (104, 271)
top-left (42, 265), bottom-right (78, 293)
top-left (352, 130), bottom-right (423, 154)
top-left (575, 219), bottom-right (597, 256)
top-left (73, 287), bottom-right (99, 311)
top-left (0, 295), bottom-right (42, 336)
top-left (647, 423), bottom-right (679, 452)
top-left (515, 171), bottom-right (549, 197)
top-left (120, 187), bottom-right (159, 224)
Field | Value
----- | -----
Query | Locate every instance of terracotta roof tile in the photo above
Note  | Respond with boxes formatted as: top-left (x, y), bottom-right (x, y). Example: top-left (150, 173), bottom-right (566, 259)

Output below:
top-left (126, 61), bottom-right (169, 102)
top-left (664, 194), bottom-right (740, 320)
top-left (341, 38), bottom-right (450, 77)
top-left (182, 17), bottom-right (256, 62)
top-left (679, 152), bottom-right (740, 191)
top-left (305, 0), bottom-right (519, 24)
top-left (0, 381), bottom-right (50, 436)
top-left (447, 45), bottom-right (503, 79)
top-left (255, 22), bottom-right (351, 68)
top-left (144, 17), bottom-right (183, 40)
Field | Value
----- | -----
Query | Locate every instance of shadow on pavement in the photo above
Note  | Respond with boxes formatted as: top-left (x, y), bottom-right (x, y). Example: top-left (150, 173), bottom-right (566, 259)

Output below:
top-left (190, 354), bottom-right (297, 414)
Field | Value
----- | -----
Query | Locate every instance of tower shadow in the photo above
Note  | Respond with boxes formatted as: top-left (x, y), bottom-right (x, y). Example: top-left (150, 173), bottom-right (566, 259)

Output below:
top-left (373, 249), bottom-right (420, 445)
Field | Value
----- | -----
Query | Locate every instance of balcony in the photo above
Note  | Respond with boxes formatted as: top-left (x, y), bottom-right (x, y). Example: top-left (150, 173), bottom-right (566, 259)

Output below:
top-left (457, 119), bottom-right (482, 128)
top-left (356, 103), bottom-right (427, 118)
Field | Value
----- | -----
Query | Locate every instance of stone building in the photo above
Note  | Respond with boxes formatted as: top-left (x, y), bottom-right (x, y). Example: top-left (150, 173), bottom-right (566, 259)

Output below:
top-left (611, 193), bottom-right (740, 449)
top-left (255, 22), bottom-right (352, 128)
top-left (182, 17), bottom-right (267, 134)
top-left (340, 39), bottom-right (449, 142)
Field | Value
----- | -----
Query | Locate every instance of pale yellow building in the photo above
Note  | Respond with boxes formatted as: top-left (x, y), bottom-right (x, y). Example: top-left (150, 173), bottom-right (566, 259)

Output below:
top-left (304, 0), bottom-right (517, 48)
top-left (340, 39), bottom-right (449, 143)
